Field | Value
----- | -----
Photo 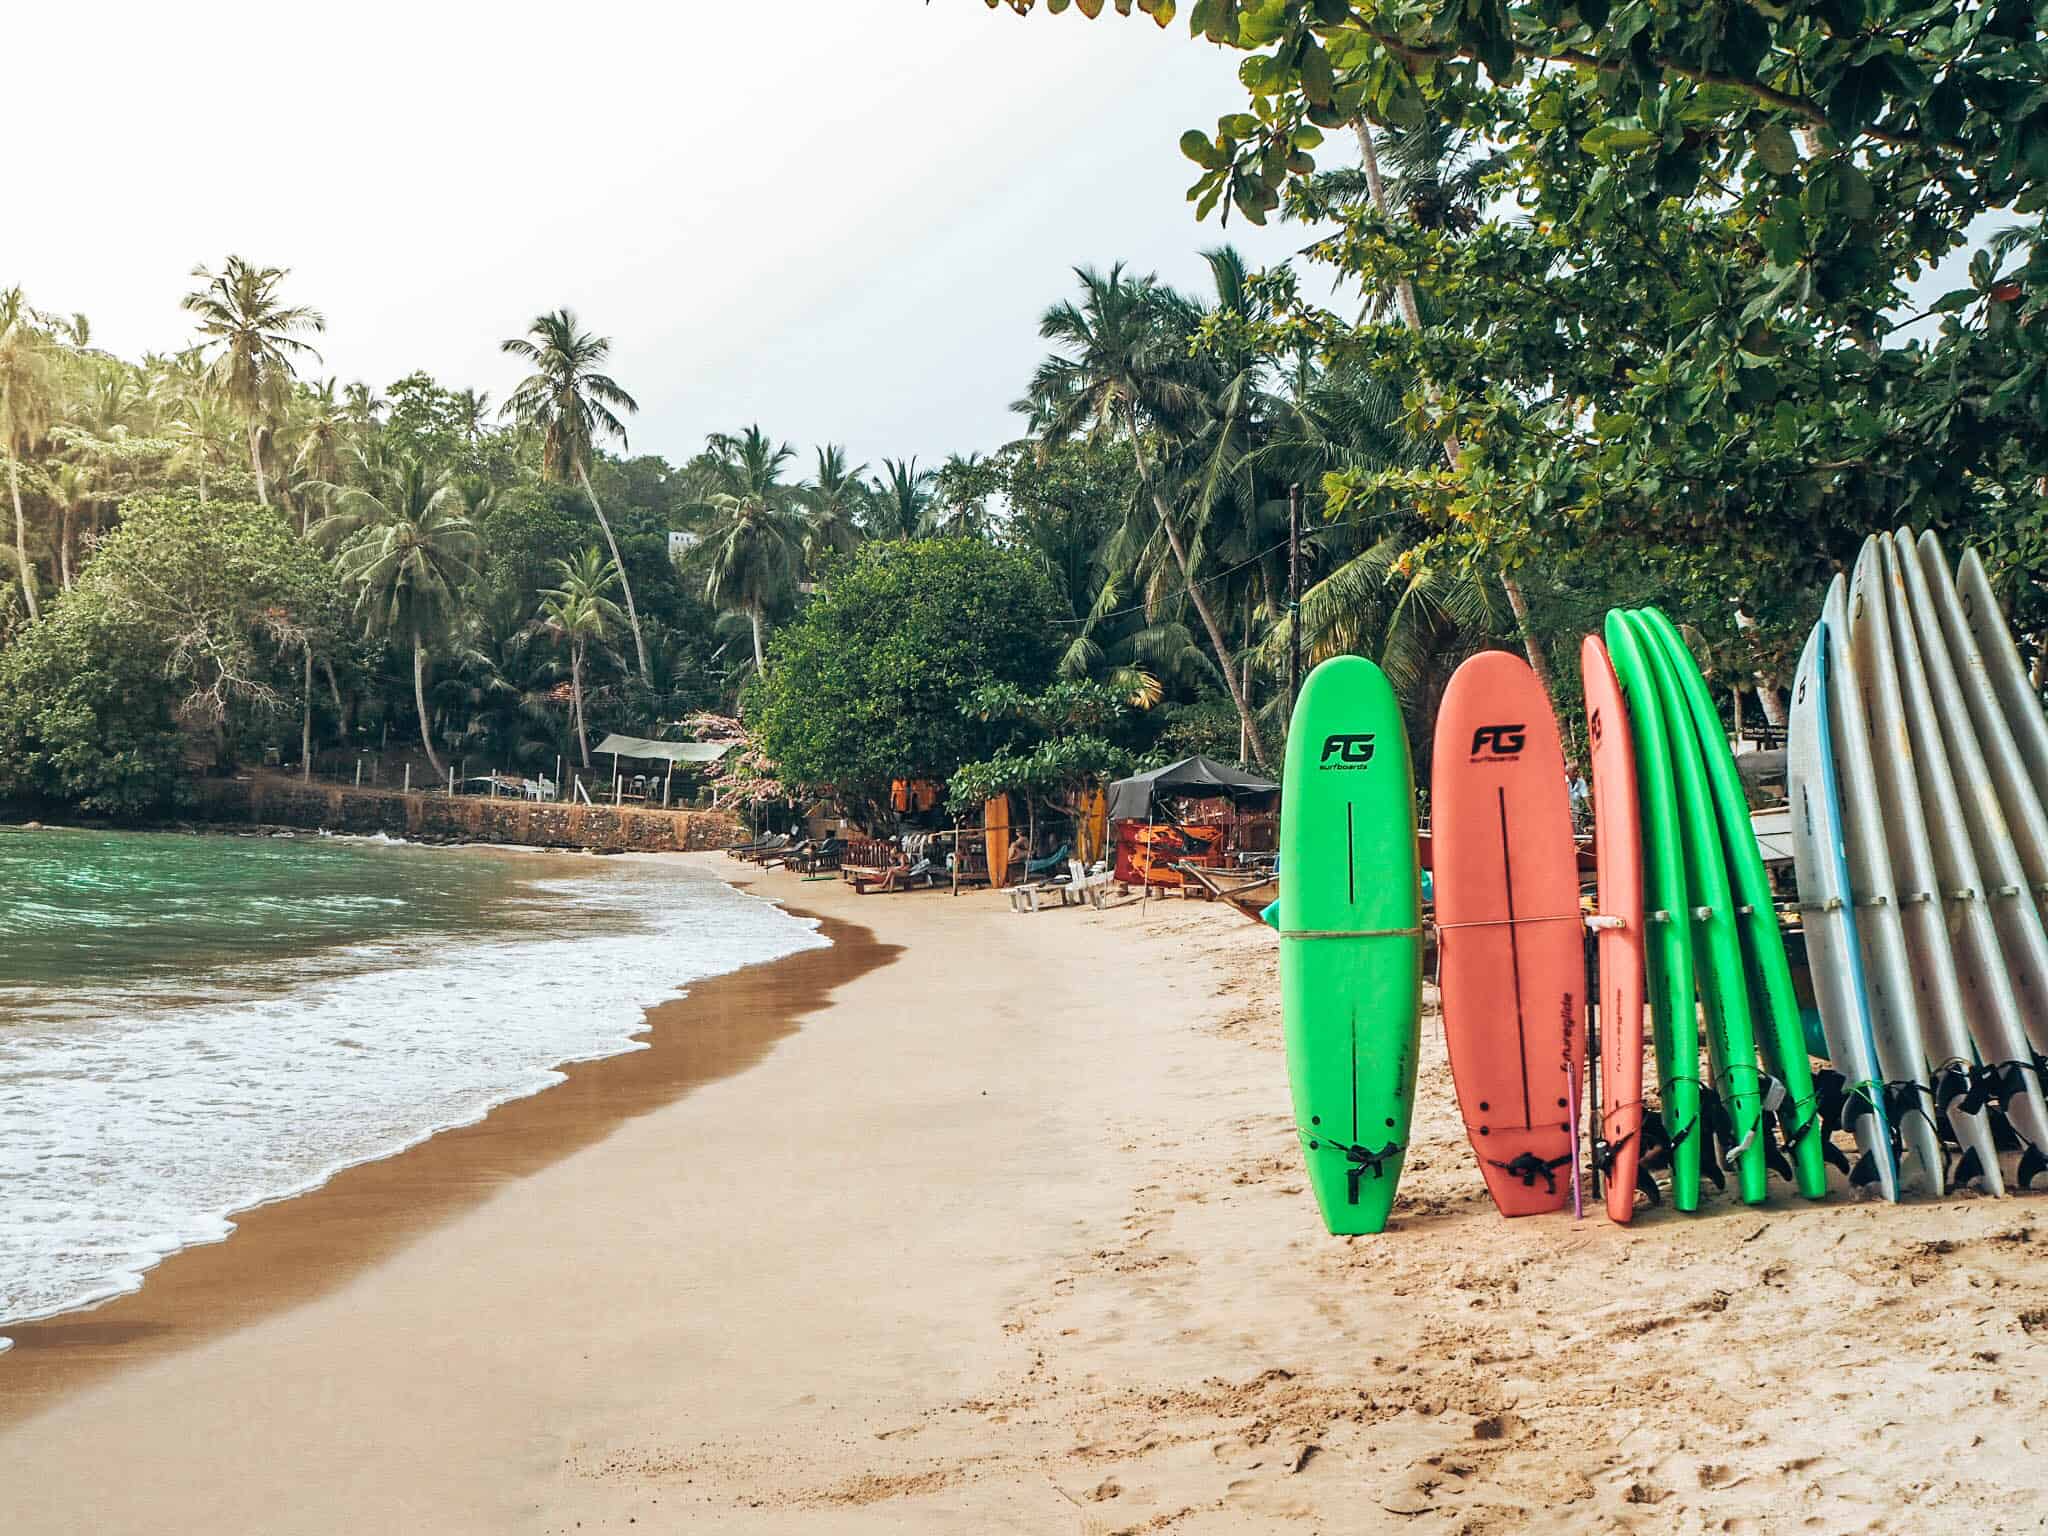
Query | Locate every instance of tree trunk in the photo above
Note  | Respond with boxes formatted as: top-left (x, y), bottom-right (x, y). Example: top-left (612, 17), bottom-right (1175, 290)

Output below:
top-left (750, 603), bottom-right (766, 673)
top-left (1354, 119), bottom-right (1558, 700)
top-left (57, 504), bottom-right (73, 590)
top-left (577, 462), bottom-right (650, 679)
top-left (302, 641), bottom-right (315, 782)
top-left (248, 420), bottom-right (269, 507)
top-left (571, 642), bottom-right (591, 768)
top-left (412, 632), bottom-right (446, 779)
top-left (1123, 412), bottom-right (1270, 770)
top-left (9, 457), bottom-right (37, 621)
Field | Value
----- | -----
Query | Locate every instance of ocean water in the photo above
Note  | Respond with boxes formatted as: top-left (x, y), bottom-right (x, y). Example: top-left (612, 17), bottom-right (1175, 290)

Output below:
top-left (0, 826), bottom-right (826, 1343)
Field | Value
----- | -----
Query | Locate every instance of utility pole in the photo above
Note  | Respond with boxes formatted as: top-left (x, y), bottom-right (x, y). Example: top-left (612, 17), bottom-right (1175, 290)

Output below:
top-left (1288, 483), bottom-right (1303, 720)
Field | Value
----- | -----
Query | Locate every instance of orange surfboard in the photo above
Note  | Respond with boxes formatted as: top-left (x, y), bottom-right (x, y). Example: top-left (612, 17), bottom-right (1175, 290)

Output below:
top-left (1581, 636), bottom-right (1646, 1224)
top-left (1432, 651), bottom-right (1585, 1217)
top-left (984, 795), bottom-right (1011, 889)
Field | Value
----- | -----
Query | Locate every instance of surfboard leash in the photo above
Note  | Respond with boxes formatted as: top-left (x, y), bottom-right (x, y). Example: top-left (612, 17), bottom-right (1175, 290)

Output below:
top-left (1298, 1129), bottom-right (1403, 1205)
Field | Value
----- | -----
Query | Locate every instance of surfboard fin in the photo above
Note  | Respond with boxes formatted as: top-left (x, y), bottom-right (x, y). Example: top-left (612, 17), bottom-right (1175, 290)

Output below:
top-left (1850, 1148), bottom-right (1880, 1188)
top-left (1635, 1163), bottom-right (1663, 1206)
top-left (1953, 1143), bottom-right (1987, 1191)
top-left (1821, 1136), bottom-right (1852, 1176)
top-left (1813, 1069), bottom-right (1848, 1135)
top-left (2018, 1141), bottom-right (2048, 1192)
top-left (1762, 1134), bottom-right (1793, 1183)
top-left (1933, 1073), bottom-right (1982, 1146)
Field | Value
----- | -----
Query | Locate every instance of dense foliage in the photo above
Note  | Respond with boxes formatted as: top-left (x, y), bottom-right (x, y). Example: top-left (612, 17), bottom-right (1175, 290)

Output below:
top-left (988, 0), bottom-right (2048, 707)
top-left (744, 539), bottom-right (1067, 806)
top-left (8, 1), bottom-right (2047, 816)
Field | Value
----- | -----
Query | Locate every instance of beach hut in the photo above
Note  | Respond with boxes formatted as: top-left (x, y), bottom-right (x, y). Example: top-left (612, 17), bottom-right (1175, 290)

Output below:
top-left (1105, 755), bottom-right (1278, 892)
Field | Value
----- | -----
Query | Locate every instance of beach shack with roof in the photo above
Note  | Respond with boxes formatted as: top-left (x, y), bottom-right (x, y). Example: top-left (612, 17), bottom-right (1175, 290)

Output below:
top-left (1106, 754), bottom-right (1278, 895)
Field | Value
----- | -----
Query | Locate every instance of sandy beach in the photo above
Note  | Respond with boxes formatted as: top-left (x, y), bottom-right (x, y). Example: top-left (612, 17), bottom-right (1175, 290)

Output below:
top-left (9, 855), bottom-right (2048, 1532)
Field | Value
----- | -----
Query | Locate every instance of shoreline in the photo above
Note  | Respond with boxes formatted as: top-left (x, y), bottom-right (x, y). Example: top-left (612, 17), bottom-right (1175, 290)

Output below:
top-left (0, 900), bottom-right (887, 1425)
top-left (10, 860), bottom-right (2048, 1531)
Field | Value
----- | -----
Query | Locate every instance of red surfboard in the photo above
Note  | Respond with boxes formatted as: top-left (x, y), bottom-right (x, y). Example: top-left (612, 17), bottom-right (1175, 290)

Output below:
top-left (1432, 651), bottom-right (1584, 1217)
top-left (1581, 636), bottom-right (1646, 1225)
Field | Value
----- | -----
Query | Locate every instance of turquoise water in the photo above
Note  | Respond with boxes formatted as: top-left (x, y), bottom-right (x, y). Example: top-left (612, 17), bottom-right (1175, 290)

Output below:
top-left (0, 827), bottom-right (827, 1337)
top-left (0, 828), bottom-right (538, 1019)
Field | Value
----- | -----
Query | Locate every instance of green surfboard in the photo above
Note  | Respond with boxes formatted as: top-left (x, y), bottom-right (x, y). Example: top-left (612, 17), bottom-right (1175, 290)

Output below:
top-left (1603, 613), bottom-right (1704, 1211)
top-left (1639, 608), bottom-right (1829, 1200)
top-left (1626, 611), bottom-right (1769, 1205)
top-left (1278, 655), bottom-right (1422, 1234)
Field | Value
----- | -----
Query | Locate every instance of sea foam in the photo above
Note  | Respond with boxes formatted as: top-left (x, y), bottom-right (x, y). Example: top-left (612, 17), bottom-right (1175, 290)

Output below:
top-left (0, 855), bottom-right (825, 1342)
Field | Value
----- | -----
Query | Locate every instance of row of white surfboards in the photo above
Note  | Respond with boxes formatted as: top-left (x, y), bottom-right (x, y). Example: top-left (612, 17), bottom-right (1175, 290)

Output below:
top-left (1789, 529), bottom-right (2048, 1201)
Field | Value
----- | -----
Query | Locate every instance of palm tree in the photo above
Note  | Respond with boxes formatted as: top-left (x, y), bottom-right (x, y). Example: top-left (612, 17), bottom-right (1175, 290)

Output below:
top-left (867, 457), bottom-right (935, 540)
top-left (500, 309), bottom-right (649, 679)
top-left (179, 257), bottom-right (325, 508)
top-left (798, 444), bottom-right (867, 574)
top-left (329, 455), bottom-right (479, 780)
top-left (537, 548), bottom-right (626, 769)
top-left (0, 288), bottom-right (54, 619)
top-left (691, 426), bottom-right (803, 673)
top-left (342, 381), bottom-right (385, 434)
top-left (930, 452), bottom-right (996, 538)
top-left (452, 388), bottom-right (493, 447)
top-left (287, 379), bottom-right (353, 533)
top-left (1022, 262), bottom-right (1270, 768)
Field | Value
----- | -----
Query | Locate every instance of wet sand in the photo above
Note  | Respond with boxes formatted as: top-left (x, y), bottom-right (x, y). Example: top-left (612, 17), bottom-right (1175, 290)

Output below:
top-left (0, 906), bottom-right (888, 1420)
top-left (9, 858), bottom-right (2048, 1532)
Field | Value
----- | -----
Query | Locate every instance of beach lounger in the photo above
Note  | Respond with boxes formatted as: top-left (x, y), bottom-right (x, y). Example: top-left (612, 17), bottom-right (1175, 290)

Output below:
top-left (759, 838), bottom-right (816, 870)
top-left (1061, 858), bottom-right (1115, 910)
top-left (729, 832), bottom-right (790, 861)
top-left (791, 836), bottom-right (845, 875)
top-left (851, 857), bottom-right (939, 894)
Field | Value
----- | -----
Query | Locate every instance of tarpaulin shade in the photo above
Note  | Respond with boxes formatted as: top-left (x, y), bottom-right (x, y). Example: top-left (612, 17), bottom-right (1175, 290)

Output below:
top-left (591, 734), bottom-right (736, 764)
top-left (1105, 754), bottom-right (1278, 824)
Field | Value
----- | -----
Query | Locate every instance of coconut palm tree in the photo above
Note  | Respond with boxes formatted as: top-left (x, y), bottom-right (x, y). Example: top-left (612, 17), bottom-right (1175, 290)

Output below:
top-left (867, 457), bottom-right (935, 540)
top-left (179, 257), bottom-right (325, 508)
top-left (287, 379), bottom-right (354, 533)
top-left (500, 308), bottom-right (649, 679)
top-left (929, 452), bottom-right (996, 538)
top-left (0, 288), bottom-right (54, 619)
top-left (798, 443), bottom-right (867, 574)
top-left (330, 456), bottom-right (478, 780)
top-left (1021, 262), bottom-right (1269, 768)
top-left (537, 548), bottom-right (626, 769)
top-left (452, 387), bottom-right (493, 447)
top-left (692, 426), bottom-right (803, 673)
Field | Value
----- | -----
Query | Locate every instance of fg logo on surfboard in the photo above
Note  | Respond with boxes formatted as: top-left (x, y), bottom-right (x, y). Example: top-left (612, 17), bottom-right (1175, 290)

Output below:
top-left (1470, 724), bottom-right (1526, 760)
top-left (1318, 734), bottom-right (1376, 769)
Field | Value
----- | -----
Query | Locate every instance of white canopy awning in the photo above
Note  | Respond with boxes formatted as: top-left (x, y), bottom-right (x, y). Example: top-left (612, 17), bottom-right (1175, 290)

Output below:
top-left (591, 734), bottom-right (736, 765)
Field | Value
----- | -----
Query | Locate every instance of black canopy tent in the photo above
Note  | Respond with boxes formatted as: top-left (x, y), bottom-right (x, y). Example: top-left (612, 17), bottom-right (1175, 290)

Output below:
top-left (1105, 754), bottom-right (1278, 825)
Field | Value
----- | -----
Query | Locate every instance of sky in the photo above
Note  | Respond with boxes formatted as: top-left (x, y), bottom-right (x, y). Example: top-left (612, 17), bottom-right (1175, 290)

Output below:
top-left (10, 2), bottom-right (1344, 475)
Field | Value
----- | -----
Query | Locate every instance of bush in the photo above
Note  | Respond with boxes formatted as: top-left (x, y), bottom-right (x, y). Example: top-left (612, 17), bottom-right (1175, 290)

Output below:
top-left (744, 539), bottom-right (1064, 799)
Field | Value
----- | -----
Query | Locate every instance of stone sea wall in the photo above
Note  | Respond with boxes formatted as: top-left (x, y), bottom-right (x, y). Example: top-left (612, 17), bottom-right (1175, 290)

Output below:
top-left (189, 777), bottom-right (739, 853)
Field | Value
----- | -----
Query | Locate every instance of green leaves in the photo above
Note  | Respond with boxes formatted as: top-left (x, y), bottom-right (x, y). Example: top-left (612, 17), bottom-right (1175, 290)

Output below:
top-left (1749, 123), bottom-right (1801, 176)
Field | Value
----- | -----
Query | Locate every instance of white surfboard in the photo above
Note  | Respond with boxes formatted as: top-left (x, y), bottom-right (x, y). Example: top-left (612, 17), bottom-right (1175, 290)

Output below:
top-left (1822, 577), bottom-right (1944, 1195)
top-left (1955, 546), bottom-right (2048, 858)
top-left (1848, 545), bottom-right (2002, 1192)
top-left (1882, 534), bottom-right (2048, 1165)
top-left (1788, 621), bottom-right (1899, 1200)
top-left (1897, 528), bottom-right (2048, 1049)
top-left (1920, 531), bottom-right (2048, 914)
